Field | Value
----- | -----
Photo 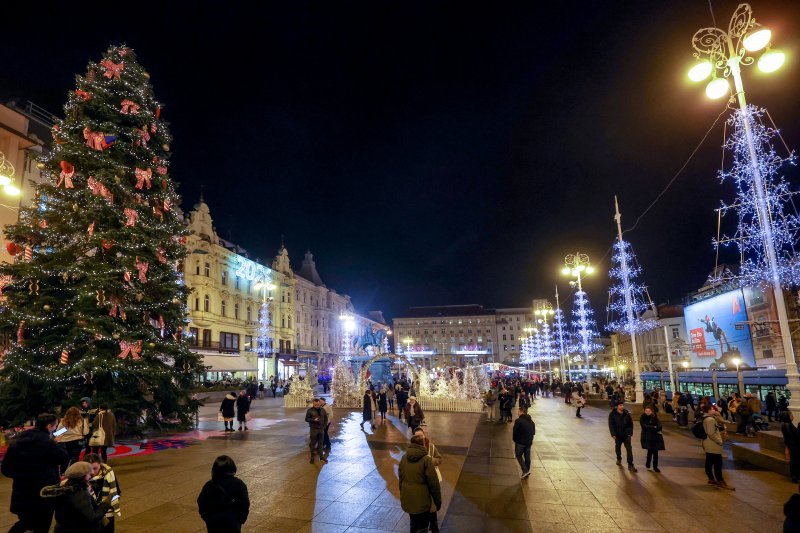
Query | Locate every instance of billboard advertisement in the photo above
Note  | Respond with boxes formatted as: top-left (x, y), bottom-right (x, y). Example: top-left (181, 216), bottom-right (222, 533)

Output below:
top-left (683, 289), bottom-right (755, 369)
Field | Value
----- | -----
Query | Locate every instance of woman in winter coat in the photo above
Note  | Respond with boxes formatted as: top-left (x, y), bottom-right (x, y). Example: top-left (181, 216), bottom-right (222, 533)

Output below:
top-left (220, 393), bottom-right (236, 432)
top-left (40, 461), bottom-right (111, 533)
top-left (88, 406), bottom-right (117, 463)
top-left (639, 406), bottom-right (665, 472)
top-left (197, 455), bottom-right (250, 533)
top-left (572, 388), bottom-right (586, 418)
top-left (235, 391), bottom-right (250, 431)
top-left (56, 407), bottom-right (89, 468)
top-left (378, 387), bottom-right (388, 422)
top-left (361, 390), bottom-right (375, 429)
top-left (404, 396), bottom-right (425, 433)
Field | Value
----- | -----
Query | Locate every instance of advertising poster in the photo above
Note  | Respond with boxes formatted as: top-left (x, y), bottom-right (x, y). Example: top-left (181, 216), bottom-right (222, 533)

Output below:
top-left (683, 289), bottom-right (755, 369)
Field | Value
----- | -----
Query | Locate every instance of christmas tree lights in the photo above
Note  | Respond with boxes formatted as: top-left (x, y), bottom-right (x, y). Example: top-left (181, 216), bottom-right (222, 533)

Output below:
top-left (570, 289), bottom-right (602, 374)
top-left (714, 106), bottom-right (800, 287)
top-left (0, 45), bottom-right (201, 428)
top-left (607, 239), bottom-right (658, 335)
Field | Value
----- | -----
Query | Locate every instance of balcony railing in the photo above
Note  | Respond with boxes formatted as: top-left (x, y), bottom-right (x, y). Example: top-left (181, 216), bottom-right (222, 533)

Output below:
top-left (188, 340), bottom-right (240, 354)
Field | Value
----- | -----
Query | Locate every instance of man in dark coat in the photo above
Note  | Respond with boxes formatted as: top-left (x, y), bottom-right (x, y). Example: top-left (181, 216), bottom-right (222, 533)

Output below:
top-left (512, 406), bottom-right (536, 479)
top-left (305, 398), bottom-right (328, 464)
top-left (608, 402), bottom-right (637, 472)
top-left (399, 434), bottom-right (442, 533)
top-left (1, 413), bottom-right (68, 533)
top-left (396, 386), bottom-right (409, 421)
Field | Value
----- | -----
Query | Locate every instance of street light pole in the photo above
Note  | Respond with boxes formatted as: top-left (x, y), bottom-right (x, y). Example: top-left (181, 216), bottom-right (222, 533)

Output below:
top-left (689, 3), bottom-right (799, 402)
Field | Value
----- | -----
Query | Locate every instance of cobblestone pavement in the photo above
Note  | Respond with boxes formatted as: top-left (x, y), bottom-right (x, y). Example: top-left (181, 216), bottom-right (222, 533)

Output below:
top-left (0, 395), bottom-right (795, 532)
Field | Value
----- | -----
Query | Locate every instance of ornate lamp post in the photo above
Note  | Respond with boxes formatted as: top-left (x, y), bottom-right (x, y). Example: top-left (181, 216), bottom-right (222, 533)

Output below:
top-left (562, 252), bottom-right (598, 379)
top-left (535, 302), bottom-right (555, 379)
top-left (688, 3), bottom-right (799, 402)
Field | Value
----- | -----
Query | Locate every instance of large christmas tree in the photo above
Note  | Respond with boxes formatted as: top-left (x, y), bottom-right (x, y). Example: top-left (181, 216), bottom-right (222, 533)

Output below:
top-left (0, 45), bottom-right (201, 430)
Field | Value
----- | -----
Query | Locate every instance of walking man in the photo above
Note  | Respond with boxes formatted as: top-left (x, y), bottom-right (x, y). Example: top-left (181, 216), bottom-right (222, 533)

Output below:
top-left (512, 406), bottom-right (535, 479)
top-left (399, 434), bottom-right (442, 533)
top-left (608, 401), bottom-right (637, 472)
top-left (305, 398), bottom-right (328, 464)
top-left (320, 397), bottom-right (333, 451)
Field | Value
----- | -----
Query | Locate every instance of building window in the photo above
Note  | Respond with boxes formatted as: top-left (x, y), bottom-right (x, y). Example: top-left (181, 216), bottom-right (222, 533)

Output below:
top-left (221, 300), bottom-right (227, 317)
top-left (504, 345), bottom-right (508, 351)
top-left (189, 327), bottom-right (199, 346)
top-left (503, 334), bottom-right (507, 341)
top-left (204, 262), bottom-right (210, 277)
top-left (221, 271), bottom-right (227, 285)
top-left (235, 277), bottom-right (240, 290)
top-left (510, 334), bottom-right (515, 340)
top-left (203, 295), bottom-right (210, 312)
top-left (247, 307), bottom-right (252, 321)
top-left (672, 327), bottom-right (680, 339)
top-left (282, 317), bottom-right (286, 328)
top-left (288, 316), bottom-right (292, 328)
top-left (195, 262), bottom-right (200, 275)
top-left (194, 298), bottom-right (199, 311)
top-left (220, 332), bottom-right (239, 351)
top-left (244, 335), bottom-right (253, 351)
top-left (234, 303), bottom-right (240, 320)
top-left (202, 329), bottom-right (211, 347)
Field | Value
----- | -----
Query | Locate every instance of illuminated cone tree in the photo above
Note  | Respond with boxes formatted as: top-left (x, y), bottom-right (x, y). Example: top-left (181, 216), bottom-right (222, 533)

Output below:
top-left (0, 45), bottom-right (201, 428)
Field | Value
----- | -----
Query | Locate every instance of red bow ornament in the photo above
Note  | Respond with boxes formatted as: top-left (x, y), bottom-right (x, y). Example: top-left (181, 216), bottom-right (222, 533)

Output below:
top-left (0, 275), bottom-right (12, 298)
top-left (75, 90), bottom-right (92, 101)
top-left (120, 99), bottom-right (140, 114)
top-left (156, 165), bottom-right (167, 176)
top-left (57, 161), bottom-right (75, 189)
top-left (109, 297), bottom-right (126, 320)
top-left (118, 340), bottom-right (142, 360)
top-left (100, 59), bottom-right (124, 79)
top-left (84, 127), bottom-right (105, 151)
top-left (134, 167), bottom-right (152, 190)
top-left (135, 257), bottom-right (149, 283)
top-left (124, 208), bottom-right (139, 227)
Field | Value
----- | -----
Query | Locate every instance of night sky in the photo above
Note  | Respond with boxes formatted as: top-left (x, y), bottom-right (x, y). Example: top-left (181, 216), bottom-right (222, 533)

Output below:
top-left (3, 1), bottom-right (800, 322)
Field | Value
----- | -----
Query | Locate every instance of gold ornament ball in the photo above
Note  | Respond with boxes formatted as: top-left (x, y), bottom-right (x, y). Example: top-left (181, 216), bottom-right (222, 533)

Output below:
top-left (112, 333), bottom-right (120, 340)
top-left (43, 304), bottom-right (51, 312)
top-left (143, 71), bottom-right (151, 80)
top-left (36, 162), bottom-right (45, 169)
top-left (135, 292), bottom-right (144, 301)
top-left (172, 297), bottom-right (180, 305)
top-left (114, 175), bottom-right (121, 184)
top-left (148, 342), bottom-right (156, 349)
top-left (162, 144), bottom-right (170, 152)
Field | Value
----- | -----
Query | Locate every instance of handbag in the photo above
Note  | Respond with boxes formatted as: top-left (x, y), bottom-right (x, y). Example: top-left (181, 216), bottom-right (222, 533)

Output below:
top-left (429, 444), bottom-right (443, 482)
top-left (217, 412), bottom-right (224, 422)
top-left (88, 413), bottom-right (106, 447)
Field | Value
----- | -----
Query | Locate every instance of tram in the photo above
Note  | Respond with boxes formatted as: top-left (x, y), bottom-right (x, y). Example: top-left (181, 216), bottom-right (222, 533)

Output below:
top-left (640, 369), bottom-right (789, 402)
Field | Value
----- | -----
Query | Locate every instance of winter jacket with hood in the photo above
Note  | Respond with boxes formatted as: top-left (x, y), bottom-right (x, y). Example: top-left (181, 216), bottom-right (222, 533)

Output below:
top-left (398, 442), bottom-right (442, 515)
top-left (1, 427), bottom-right (68, 514)
top-left (220, 394), bottom-right (236, 419)
top-left (702, 414), bottom-right (724, 454)
top-left (40, 481), bottom-right (111, 533)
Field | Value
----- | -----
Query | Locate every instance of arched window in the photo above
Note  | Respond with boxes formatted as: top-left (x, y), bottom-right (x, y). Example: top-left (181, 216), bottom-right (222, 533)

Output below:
top-left (195, 261), bottom-right (200, 275)
top-left (194, 298), bottom-right (199, 311)
top-left (203, 295), bottom-right (210, 312)
top-left (221, 300), bottom-right (227, 317)
top-left (247, 306), bottom-right (252, 321)
top-left (234, 303), bottom-right (240, 320)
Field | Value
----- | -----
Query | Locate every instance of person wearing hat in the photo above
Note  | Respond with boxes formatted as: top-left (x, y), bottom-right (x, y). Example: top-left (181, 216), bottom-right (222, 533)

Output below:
top-left (40, 461), bottom-right (112, 532)
top-left (404, 396), bottom-right (425, 434)
top-left (2, 413), bottom-right (68, 533)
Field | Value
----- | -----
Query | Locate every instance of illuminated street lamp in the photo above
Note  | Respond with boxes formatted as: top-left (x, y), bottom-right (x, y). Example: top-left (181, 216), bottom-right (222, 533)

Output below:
top-left (687, 3), bottom-right (800, 402)
top-left (339, 313), bottom-right (356, 361)
top-left (732, 356), bottom-right (741, 372)
top-left (562, 252), bottom-right (599, 378)
top-left (535, 302), bottom-right (556, 377)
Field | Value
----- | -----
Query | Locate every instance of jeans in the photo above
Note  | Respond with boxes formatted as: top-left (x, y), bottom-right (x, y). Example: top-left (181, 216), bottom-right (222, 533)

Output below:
top-left (705, 452), bottom-right (724, 482)
top-left (645, 449), bottom-right (659, 468)
top-left (309, 428), bottom-right (325, 459)
top-left (515, 443), bottom-right (532, 473)
top-left (614, 436), bottom-right (634, 465)
top-left (488, 403), bottom-right (498, 420)
top-left (409, 512), bottom-right (430, 533)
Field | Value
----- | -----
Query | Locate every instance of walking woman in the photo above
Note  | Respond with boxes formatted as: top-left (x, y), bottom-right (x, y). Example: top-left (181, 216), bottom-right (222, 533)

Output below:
top-left (404, 396), bottom-right (426, 434)
top-left (701, 403), bottom-right (734, 490)
top-left (360, 389), bottom-right (376, 429)
top-left (236, 391), bottom-right (250, 431)
top-left (573, 388), bottom-right (586, 418)
top-left (56, 407), bottom-right (89, 467)
top-left (88, 405), bottom-right (117, 463)
top-left (640, 406), bottom-right (665, 472)
top-left (220, 392), bottom-right (236, 432)
top-left (387, 383), bottom-right (395, 411)
top-left (378, 386), bottom-right (388, 422)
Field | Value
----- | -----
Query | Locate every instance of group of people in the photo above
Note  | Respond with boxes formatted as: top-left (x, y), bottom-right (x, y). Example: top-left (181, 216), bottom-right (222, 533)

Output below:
top-left (218, 390), bottom-right (252, 432)
top-left (2, 412), bottom-right (121, 532)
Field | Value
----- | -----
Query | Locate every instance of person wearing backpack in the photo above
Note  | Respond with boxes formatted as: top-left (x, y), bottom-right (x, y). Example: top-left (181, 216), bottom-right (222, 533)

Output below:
top-left (197, 455), bottom-right (250, 532)
top-left (700, 403), bottom-right (734, 490)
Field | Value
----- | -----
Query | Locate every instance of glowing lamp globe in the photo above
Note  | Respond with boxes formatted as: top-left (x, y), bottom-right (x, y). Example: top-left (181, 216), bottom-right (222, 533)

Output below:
top-left (758, 50), bottom-right (785, 73)
top-left (705, 78), bottom-right (729, 99)
top-left (0, 174), bottom-right (10, 186)
top-left (743, 28), bottom-right (771, 52)
top-left (586, 266), bottom-right (595, 274)
top-left (688, 61), bottom-right (713, 82)
top-left (561, 267), bottom-right (571, 275)
top-left (4, 183), bottom-right (20, 196)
